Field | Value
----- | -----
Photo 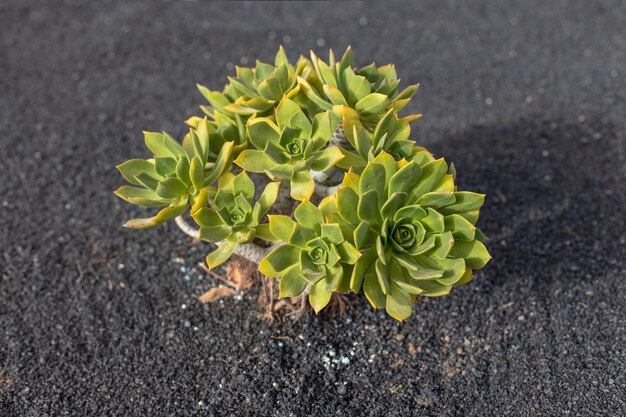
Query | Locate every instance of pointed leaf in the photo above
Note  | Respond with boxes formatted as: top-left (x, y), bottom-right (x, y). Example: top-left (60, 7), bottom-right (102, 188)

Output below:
top-left (268, 215), bottom-right (296, 242)
top-left (234, 149), bottom-right (277, 173)
top-left (290, 170), bottom-right (314, 201)
top-left (309, 279), bottom-right (332, 314)
top-left (116, 159), bottom-right (158, 186)
top-left (448, 239), bottom-right (491, 269)
top-left (294, 200), bottom-right (324, 229)
top-left (199, 225), bottom-right (232, 242)
top-left (444, 214), bottom-right (476, 241)
top-left (189, 156), bottom-right (204, 191)
top-left (385, 282), bottom-right (412, 321)
top-left (389, 161), bottom-right (421, 196)
top-left (279, 266), bottom-right (308, 298)
top-left (205, 236), bottom-right (239, 269)
top-left (355, 93), bottom-right (390, 114)
top-left (156, 178), bottom-right (187, 199)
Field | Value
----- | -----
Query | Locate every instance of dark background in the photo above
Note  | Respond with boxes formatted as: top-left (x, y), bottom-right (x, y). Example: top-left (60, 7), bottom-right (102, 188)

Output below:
top-left (1, 1), bottom-right (625, 416)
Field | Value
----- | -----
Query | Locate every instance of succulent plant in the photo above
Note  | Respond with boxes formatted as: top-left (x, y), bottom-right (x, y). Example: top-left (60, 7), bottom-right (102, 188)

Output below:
top-left (333, 107), bottom-right (422, 173)
top-left (114, 121), bottom-right (233, 228)
top-left (297, 47), bottom-right (420, 130)
top-left (115, 46), bottom-right (491, 321)
top-left (233, 97), bottom-right (343, 200)
top-left (184, 113), bottom-right (248, 162)
top-left (191, 171), bottom-right (280, 268)
top-left (197, 46), bottom-right (308, 119)
top-left (319, 150), bottom-right (491, 320)
top-left (259, 201), bottom-right (361, 312)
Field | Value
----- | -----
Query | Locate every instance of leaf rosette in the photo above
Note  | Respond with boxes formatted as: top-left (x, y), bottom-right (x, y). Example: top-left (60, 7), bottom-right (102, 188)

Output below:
top-left (321, 151), bottom-right (491, 320)
top-left (259, 201), bottom-right (361, 313)
top-left (333, 107), bottom-right (422, 173)
top-left (233, 97), bottom-right (344, 200)
top-left (298, 47), bottom-right (420, 130)
top-left (191, 171), bottom-right (280, 268)
top-left (184, 113), bottom-right (248, 162)
top-left (114, 121), bottom-right (233, 229)
top-left (197, 46), bottom-right (308, 119)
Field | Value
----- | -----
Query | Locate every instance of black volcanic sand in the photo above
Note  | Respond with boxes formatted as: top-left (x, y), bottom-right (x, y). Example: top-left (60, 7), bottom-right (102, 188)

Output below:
top-left (1, 1), bottom-right (625, 416)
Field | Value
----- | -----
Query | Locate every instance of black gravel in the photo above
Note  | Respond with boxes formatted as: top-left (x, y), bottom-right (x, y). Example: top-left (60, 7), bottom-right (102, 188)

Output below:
top-left (1, 1), bottom-right (625, 416)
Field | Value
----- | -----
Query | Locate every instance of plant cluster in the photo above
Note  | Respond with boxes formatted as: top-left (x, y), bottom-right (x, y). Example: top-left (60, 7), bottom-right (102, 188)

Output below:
top-left (115, 47), bottom-right (491, 320)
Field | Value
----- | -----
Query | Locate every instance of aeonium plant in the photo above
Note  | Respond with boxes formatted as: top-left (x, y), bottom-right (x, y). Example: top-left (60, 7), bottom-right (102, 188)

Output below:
top-left (259, 201), bottom-right (361, 313)
top-left (114, 119), bottom-right (233, 228)
top-left (233, 97), bottom-right (343, 200)
top-left (318, 151), bottom-right (491, 320)
top-left (114, 46), bottom-right (491, 321)
top-left (190, 171), bottom-right (280, 268)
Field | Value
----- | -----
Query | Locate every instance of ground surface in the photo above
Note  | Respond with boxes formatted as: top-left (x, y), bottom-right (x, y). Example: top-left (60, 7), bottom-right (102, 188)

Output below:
top-left (1, 1), bottom-right (625, 416)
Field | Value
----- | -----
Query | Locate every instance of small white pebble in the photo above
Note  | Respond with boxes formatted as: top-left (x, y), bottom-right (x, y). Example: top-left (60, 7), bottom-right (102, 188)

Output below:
top-left (181, 304), bottom-right (188, 310)
top-left (485, 97), bottom-right (493, 105)
top-left (316, 38), bottom-right (325, 47)
top-left (544, 175), bottom-right (552, 182)
top-left (359, 16), bottom-right (368, 26)
top-left (525, 96), bottom-right (534, 104)
top-left (282, 35), bottom-right (292, 44)
top-left (240, 56), bottom-right (249, 65)
top-left (542, 150), bottom-right (550, 157)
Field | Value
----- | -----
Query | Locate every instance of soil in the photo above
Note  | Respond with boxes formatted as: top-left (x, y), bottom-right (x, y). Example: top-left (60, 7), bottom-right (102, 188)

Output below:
top-left (1, 1), bottom-right (625, 416)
